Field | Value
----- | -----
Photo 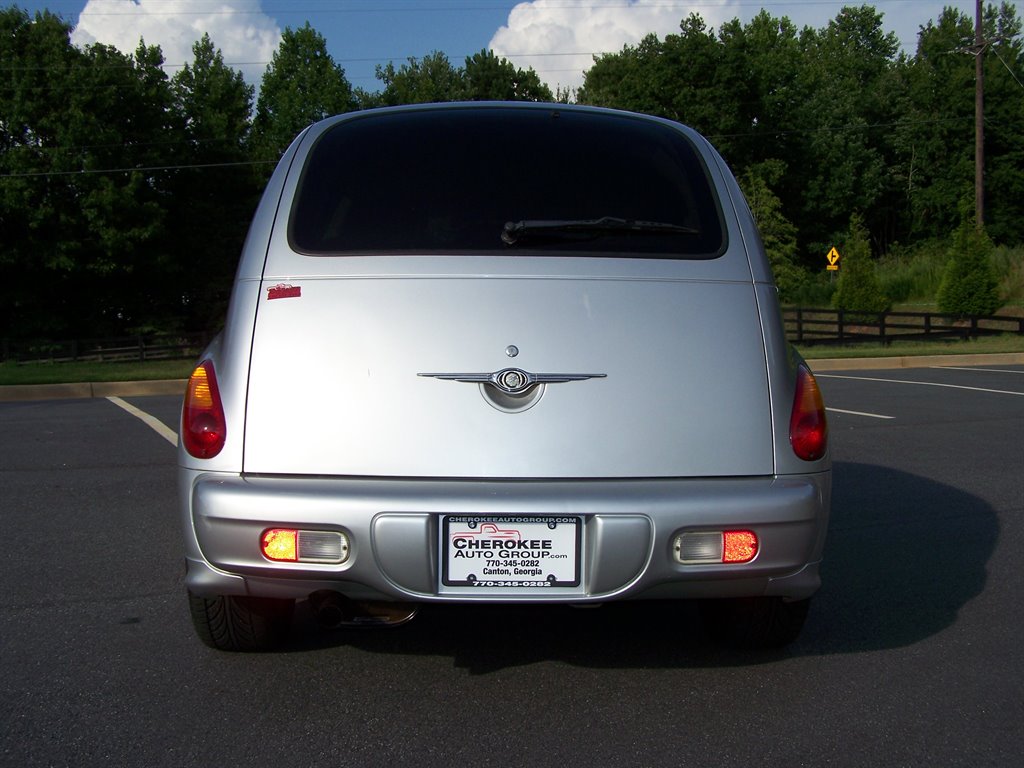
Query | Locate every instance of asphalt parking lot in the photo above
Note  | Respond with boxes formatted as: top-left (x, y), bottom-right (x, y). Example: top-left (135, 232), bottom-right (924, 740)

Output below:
top-left (1, 363), bottom-right (1021, 767)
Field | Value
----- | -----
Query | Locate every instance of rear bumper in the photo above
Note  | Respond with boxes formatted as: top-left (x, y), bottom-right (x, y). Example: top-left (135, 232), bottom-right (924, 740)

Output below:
top-left (180, 471), bottom-right (830, 603)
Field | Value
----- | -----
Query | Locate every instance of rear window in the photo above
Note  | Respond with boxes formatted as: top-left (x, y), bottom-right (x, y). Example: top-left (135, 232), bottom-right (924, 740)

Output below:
top-left (289, 107), bottom-right (726, 258)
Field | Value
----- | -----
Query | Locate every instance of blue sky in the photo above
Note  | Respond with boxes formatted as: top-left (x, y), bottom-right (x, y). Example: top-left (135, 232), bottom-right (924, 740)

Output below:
top-left (13, 1), bottom-right (978, 93)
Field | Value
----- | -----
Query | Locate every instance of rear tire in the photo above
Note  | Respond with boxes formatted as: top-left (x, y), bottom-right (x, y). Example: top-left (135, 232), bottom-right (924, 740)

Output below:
top-left (700, 597), bottom-right (810, 649)
top-left (188, 591), bottom-right (295, 652)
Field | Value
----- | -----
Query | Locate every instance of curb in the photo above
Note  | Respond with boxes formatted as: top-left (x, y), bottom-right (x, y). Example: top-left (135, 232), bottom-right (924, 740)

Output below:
top-left (1, 353), bottom-right (1023, 402)
top-left (0, 379), bottom-right (185, 402)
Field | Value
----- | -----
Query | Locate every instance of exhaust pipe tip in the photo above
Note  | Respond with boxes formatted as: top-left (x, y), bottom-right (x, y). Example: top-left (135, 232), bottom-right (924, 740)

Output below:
top-left (308, 591), bottom-right (419, 629)
top-left (308, 591), bottom-right (352, 629)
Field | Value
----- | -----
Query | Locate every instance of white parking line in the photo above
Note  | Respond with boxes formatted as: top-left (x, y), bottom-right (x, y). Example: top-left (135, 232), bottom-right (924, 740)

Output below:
top-left (106, 396), bottom-right (178, 446)
top-left (826, 407), bottom-right (894, 419)
top-left (818, 374), bottom-right (1024, 396)
top-left (932, 366), bottom-right (1024, 374)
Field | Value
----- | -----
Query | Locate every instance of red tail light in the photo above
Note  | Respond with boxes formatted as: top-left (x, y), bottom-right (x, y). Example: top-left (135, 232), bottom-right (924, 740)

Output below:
top-left (722, 531), bottom-right (759, 563)
top-left (789, 364), bottom-right (828, 461)
top-left (182, 360), bottom-right (226, 458)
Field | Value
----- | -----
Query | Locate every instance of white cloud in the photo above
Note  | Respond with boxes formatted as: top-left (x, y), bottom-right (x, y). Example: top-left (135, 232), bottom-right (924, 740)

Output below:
top-left (70, 0), bottom-right (281, 87)
top-left (489, 1), bottom-right (738, 94)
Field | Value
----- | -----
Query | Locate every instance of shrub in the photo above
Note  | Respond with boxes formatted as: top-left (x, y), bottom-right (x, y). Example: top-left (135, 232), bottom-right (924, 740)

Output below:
top-left (785, 272), bottom-right (835, 307)
top-left (832, 214), bottom-right (891, 313)
top-left (937, 219), bottom-right (1001, 317)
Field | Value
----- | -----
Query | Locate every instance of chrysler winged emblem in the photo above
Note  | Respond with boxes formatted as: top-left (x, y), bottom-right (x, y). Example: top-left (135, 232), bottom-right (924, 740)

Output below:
top-left (418, 367), bottom-right (605, 395)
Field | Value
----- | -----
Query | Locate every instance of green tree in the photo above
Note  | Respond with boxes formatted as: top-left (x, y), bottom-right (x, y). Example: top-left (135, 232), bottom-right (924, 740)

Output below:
top-left (982, 4), bottom-right (1024, 244)
top-left (173, 34), bottom-right (253, 157)
top-left (0, 7), bottom-right (82, 337)
top-left (791, 5), bottom-right (905, 256)
top-left (71, 40), bottom-right (180, 332)
top-left (576, 34), bottom-right (655, 111)
top-left (712, 11), bottom-right (805, 173)
top-left (375, 51), bottom-right (463, 105)
top-left (252, 23), bottom-right (355, 161)
top-left (169, 34), bottom-right (259, 332)
top-left (832, 213), bottom-right (891, 312)
top-left (579, 16), bottom-right (722, 130)
top-left (374, 49), bottom-right (554, 105)
top-left (0, 8), bottom-right (180, 338)
top-left (896, 3), bottom-right (1024, 245)
top-left (462, 49), bottom-right (552, 101)
top-left (896, 8), bottom-right (978, 242)
top-left (937, 215), bottom-right (1001, 316)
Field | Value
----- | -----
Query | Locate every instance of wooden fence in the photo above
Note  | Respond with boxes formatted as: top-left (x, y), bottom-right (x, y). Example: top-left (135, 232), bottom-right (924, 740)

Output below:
top-left (1, 333), bottom-right (210, 364)
top-left (784, 308), bottom-right (1024, 345)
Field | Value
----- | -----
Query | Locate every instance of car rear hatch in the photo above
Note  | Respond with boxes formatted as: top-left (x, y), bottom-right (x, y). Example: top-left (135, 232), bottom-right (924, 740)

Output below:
top-left (242, 257), bottom-right (772, 478)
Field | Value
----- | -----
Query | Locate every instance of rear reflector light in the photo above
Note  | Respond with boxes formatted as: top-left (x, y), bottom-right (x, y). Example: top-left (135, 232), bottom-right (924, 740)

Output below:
top-left (261, 529), bottom-right (349, 564)
top-left (674, 531), bottom-right (758, 564)
top-left (790, 364), bottom-right (828, 461)
top-left (298, 531), bottom-right (350, 563)
top-left (182, 360), bottom-right (226, 459)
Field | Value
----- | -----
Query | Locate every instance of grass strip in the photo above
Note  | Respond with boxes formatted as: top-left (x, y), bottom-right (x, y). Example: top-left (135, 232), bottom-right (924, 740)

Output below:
top-left (0, 359), bottom-right (196, 386)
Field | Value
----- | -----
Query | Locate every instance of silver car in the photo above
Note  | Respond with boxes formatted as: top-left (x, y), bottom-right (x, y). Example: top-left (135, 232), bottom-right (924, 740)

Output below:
top-left (179, 103), bottom-right (830, 651)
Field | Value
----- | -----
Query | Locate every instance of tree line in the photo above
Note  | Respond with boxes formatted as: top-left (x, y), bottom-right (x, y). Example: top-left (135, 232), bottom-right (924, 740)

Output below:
top-left (1, 4), bottom-right (1021, 341)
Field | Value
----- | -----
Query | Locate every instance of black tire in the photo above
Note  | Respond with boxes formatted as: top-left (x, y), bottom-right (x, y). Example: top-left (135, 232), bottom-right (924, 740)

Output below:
top-left (700, 596), bottom-right (810, 649)
top-left (188, 591), bottom-right (295, 652)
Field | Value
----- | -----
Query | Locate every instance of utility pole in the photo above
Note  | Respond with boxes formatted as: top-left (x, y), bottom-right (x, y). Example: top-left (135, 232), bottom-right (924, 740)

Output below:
top-left (974, 0), bottom-right (984, 227)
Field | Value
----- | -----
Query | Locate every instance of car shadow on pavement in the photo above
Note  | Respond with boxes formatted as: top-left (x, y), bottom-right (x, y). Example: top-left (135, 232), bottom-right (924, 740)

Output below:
top-left (281, 460), bottom-right (997, 671)
top-left (798, 460), bottom-right (997, 654)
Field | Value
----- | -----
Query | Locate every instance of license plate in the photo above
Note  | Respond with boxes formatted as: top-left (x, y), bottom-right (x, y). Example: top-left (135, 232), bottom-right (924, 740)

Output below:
top-left (442, 516), bottom-right (581, 588)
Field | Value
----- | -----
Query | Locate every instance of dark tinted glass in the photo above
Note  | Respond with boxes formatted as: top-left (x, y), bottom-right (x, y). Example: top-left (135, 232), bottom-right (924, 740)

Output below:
top-left (290, 107), bottom-right (725, 258)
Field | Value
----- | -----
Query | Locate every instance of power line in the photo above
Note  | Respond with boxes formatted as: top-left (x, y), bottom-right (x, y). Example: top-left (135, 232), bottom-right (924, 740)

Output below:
top-left (991, 45), bottom-right (1024, 89)
top-left (3, 136), bottom-right (248, 155)
top-left (0, 159), bottom-right (276, 180)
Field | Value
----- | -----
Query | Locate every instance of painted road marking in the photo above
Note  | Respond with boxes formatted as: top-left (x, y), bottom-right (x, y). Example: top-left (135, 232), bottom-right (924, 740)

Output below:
top-left (106, 396), bottom-right (178, 446)
top-left (932, 366), bottom-right (1024, 375)
top-left (826, 407), bottom-right (894, 420)
top-left (818, 374), bottom-right (1024, 396)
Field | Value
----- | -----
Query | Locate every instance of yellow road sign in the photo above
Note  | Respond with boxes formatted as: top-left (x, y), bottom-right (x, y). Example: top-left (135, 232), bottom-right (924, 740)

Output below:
top-left (826, 247), bottom-right (841, 271)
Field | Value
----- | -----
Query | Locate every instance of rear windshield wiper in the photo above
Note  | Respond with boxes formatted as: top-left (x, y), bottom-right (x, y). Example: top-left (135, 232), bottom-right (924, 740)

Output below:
top-left (501, 216), bottom-right (700, 246)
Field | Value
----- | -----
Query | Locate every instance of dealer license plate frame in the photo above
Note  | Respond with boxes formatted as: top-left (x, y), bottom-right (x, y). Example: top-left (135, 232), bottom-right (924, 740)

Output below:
top-left (441, 515), bottom-right (582, 589)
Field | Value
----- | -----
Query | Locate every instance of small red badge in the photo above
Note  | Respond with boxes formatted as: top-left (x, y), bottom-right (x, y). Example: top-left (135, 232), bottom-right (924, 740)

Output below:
top-left (267, 284), bottom-right (301, 300)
